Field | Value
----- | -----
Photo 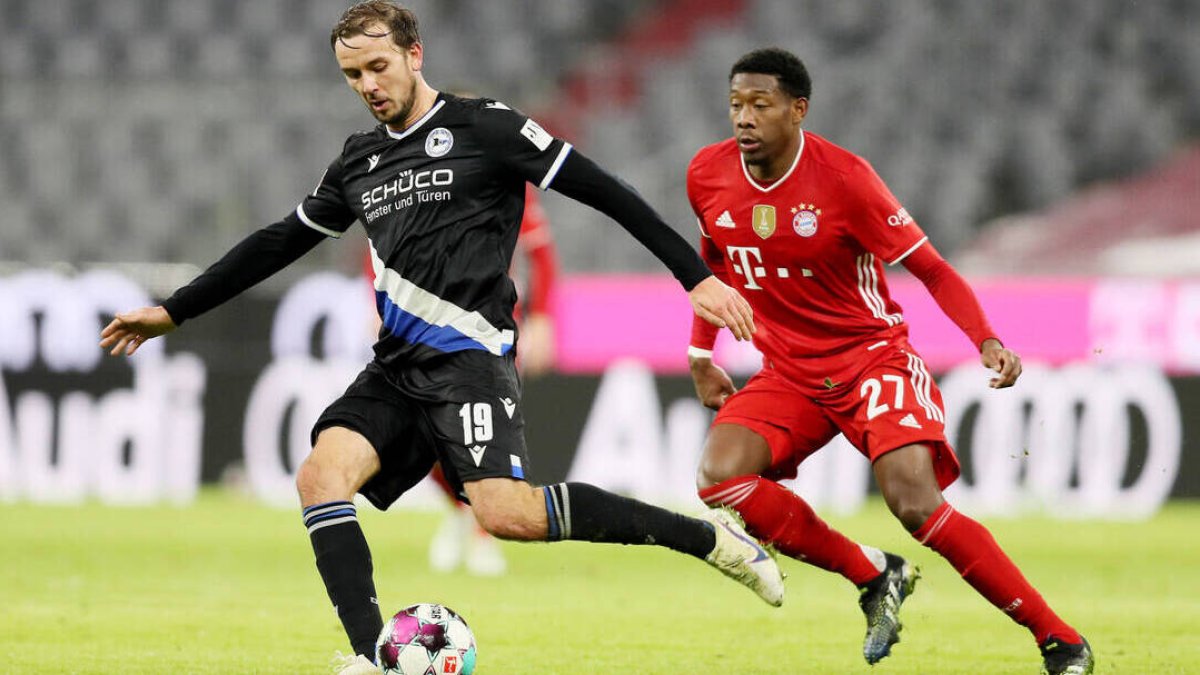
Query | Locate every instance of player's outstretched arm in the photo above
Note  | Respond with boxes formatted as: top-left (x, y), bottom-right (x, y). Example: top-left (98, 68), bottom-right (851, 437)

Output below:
top-left (99, 217), bottom-right (326, 357)
top-left (99, 306), bottom-right (176, 356)
top-left (901, 241), bottom-right (1019, 388)
top-left (548, 150), bottom-right (755, 340)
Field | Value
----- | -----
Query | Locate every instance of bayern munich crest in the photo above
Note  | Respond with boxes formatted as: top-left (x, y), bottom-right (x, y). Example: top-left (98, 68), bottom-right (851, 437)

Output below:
top-left (792, 204), bottom-right (821, 237)
top-left (425, 127), bottom-right (454, 157)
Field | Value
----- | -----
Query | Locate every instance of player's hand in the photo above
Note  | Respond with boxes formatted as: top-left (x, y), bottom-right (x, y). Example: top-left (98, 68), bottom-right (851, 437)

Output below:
top-left (980, 338), bottom-right (1021, 388)
top-left (99, 306), bottom-right (177, 356)
top-left (689, 354), bottom-right (737, 410)
top-left (689, 276), bottom-right (755, 342)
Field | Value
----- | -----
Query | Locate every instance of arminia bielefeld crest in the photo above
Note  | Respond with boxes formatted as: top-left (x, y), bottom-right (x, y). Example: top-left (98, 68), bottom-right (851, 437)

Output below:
top-left (753, 205), bottom-right (776, 239)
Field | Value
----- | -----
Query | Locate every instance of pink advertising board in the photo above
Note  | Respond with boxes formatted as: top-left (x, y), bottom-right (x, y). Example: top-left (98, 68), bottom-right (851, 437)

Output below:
top-left (552, 275), bottom-right (1200, 375)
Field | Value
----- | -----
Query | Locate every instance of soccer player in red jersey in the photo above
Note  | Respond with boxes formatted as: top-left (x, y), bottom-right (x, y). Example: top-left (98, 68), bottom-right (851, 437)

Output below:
top-left (687, 48), bottom-right (1093, 674)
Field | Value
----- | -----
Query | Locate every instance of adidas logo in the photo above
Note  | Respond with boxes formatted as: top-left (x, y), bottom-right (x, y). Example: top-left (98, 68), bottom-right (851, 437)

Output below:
top-left (899, 413), bottom-right (922, 429)
top-left (715, 210), bottom-right (736, 228)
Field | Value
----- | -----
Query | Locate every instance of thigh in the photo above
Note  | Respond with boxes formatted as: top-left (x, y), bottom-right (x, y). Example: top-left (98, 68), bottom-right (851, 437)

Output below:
top-left (714, 368), bottom-right (840, 482)
top-left (312, 362), bottom-right (438, 509)
top-left (824, 343), bottom-right (961, 489)
top-left (406, 352), bottom-right (533, 500)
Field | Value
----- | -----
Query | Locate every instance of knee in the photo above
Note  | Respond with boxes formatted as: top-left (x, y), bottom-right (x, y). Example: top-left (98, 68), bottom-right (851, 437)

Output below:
top-left (696, 439), bottom-right (770, 491)
top-left (885, 493), bottom-right (942, 532)
top-left (295, 456), bottom-right (325, 504)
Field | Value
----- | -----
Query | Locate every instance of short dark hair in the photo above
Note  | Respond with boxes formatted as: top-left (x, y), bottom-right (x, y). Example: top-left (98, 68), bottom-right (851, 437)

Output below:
top-left (330, 1), bottom-right (421, 52)
top-left (730, 48), bottom-right (812, 100)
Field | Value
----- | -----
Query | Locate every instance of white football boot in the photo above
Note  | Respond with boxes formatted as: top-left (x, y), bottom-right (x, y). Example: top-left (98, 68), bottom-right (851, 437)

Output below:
top-left (701, 508), bottom-right (785, 607)
top-left (331, 652), bottom-right (379, 674)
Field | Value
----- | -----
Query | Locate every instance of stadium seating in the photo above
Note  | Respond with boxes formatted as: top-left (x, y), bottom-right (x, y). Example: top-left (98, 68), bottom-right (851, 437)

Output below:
top-left (0, 0), bottom-right (1195, 276)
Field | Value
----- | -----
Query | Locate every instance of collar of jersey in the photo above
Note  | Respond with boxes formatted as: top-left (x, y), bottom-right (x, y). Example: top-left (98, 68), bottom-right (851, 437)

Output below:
top-left (384, 97), bottom-right (446, 141)
top-left (740, 129), bottom-right (805, 193)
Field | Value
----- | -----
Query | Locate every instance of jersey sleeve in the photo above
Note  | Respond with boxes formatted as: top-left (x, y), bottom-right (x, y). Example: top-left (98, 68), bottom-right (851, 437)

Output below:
top-left (843, 159), bottom-right (928, 265)
top-left (474, 101), bottom-right (573, 191)
top-left (294, 155), bottom-right (356, 238)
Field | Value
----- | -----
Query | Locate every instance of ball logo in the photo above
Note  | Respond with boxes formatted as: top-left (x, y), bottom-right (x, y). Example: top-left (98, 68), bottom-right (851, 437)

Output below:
top-left (425, 127), bottom-right (454, 158)
top-left (443, 655), bottom-right (458, 673)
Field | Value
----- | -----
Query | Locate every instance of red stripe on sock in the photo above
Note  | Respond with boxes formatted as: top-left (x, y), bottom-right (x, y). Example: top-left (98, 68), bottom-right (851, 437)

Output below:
top-left (915, 504), bottom-right (1081, 644)
top-left (699, 476), bottom-right (882, 586)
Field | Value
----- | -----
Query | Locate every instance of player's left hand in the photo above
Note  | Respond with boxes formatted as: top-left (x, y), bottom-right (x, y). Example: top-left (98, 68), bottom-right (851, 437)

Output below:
top-left (689, 276), bottom-right (756, 341)
top-left (980, 338), bottom-right (1021, 388)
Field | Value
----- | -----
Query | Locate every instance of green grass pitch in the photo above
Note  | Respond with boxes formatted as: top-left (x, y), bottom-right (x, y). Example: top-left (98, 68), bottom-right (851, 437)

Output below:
top-left (2, 491), bottom-right (1196, 673)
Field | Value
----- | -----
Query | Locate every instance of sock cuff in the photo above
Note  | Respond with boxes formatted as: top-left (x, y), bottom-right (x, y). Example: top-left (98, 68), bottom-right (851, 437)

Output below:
top-left (303, 500), bottom-right (358, 534)
top-left (542, 484), bottom-right (571, 541)
top-left (913, 501), bottom-right (955, 545)
top-left (698, 475), bottom-right (761, 508)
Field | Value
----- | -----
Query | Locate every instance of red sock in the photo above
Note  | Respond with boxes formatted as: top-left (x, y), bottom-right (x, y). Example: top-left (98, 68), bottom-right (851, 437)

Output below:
top-left (915, 502), bottom-right (1081, 644)
top-left (700, 475), bottom-right (884, 586)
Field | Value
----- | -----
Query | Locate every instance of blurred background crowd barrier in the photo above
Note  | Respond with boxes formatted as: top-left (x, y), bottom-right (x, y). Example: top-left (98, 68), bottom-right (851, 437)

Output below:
top-left (1, 1), bottom-right (1197, 516)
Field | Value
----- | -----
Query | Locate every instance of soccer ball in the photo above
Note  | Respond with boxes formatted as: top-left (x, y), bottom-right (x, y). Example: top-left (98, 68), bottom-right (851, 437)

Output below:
top-left (376, 603), bottom-right (477, 675)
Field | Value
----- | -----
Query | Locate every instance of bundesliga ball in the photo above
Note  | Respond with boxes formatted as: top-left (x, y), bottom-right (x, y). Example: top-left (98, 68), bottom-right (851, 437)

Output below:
top-left (376, 603), bottom-right (477, 675)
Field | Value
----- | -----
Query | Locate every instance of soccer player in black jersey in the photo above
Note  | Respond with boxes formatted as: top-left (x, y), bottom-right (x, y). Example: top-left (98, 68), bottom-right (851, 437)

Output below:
top-left (99, 2), bottom-right (782, 671)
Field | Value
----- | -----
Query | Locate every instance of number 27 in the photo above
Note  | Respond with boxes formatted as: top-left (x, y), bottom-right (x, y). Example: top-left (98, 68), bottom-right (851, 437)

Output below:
top-left (859, 375), bottom-right (905, 420)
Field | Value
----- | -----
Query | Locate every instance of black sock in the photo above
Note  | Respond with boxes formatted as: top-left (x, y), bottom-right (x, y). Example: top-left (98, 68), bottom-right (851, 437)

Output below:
top-left (303, 501), bottom-right (382, 660)
top-left (541, 482), bottom-right (715, 558)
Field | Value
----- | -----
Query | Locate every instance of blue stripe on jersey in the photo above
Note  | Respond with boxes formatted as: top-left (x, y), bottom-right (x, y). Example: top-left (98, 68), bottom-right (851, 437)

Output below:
top-left (376, 290), bottom-right (514, 356)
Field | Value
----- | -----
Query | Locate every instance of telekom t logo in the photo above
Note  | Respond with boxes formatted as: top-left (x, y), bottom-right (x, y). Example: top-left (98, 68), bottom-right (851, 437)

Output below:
top-left (727, 245), bottom-right (766, 290)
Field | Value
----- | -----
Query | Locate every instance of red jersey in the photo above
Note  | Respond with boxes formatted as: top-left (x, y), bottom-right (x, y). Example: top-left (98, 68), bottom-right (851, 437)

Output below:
top-left (688, 132), bottom-right (928, 381)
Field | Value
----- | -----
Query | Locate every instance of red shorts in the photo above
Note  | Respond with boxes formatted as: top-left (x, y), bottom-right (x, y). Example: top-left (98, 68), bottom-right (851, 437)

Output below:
top-left (713, 340), bottom-right (961, 489)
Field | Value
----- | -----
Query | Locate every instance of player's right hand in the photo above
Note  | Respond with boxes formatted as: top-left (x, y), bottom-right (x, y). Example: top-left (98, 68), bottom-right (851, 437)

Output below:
top-left (99, 306), bottom-right (177, 356)
top-left (689, 355), bottom-right (737, 410)
top-left (689, 276), bottom-right (755, 341)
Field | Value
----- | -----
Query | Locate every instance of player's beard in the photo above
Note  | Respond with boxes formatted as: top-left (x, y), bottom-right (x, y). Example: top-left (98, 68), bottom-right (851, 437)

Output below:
top-left (380, 78), bottom-right (419, 127)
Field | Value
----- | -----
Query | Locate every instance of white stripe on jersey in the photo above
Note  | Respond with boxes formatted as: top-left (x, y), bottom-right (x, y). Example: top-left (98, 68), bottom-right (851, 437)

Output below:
top-left (906, 352), bottom-right (944, 422)
top-left (295, 204), bottom-right (343, 238)
top-left (856, 254), bottom-right (902, 326)
top-left (384, 99), bottom-right (446, 141)
top-left (368, 243), bottom-right (515, 356)
top-left (888, 236), bottom-right (929, 266)
top-left (538, 142), bottom-right (573, 190)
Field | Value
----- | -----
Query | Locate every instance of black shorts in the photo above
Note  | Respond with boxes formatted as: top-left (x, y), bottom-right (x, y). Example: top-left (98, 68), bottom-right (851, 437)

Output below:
top-left (311, 351), bottom-right (530, 510)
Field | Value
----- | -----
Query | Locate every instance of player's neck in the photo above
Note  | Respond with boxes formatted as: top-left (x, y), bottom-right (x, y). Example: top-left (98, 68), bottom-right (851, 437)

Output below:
top-left (386, 81), bottom-right (440, 134)
top-left (748, 135), bottom-right (802, 184)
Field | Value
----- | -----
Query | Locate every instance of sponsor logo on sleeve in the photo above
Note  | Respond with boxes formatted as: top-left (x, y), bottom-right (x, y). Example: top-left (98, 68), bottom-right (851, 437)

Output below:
top-left (520, 118), bottom-right (554, 151)
top-left (887, 207), bottom-right (913, 227)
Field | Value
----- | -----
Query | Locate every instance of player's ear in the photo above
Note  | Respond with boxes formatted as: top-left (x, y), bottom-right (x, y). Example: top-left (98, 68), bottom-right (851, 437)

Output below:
top-left (407, 42), bottom-right (424, 71)
top-left (792, 97), bottom-right (808, 124)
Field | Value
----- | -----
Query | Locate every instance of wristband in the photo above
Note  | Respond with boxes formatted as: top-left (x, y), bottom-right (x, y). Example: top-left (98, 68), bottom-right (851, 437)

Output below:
top-left (687, 346), bottom-right (714, 360)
